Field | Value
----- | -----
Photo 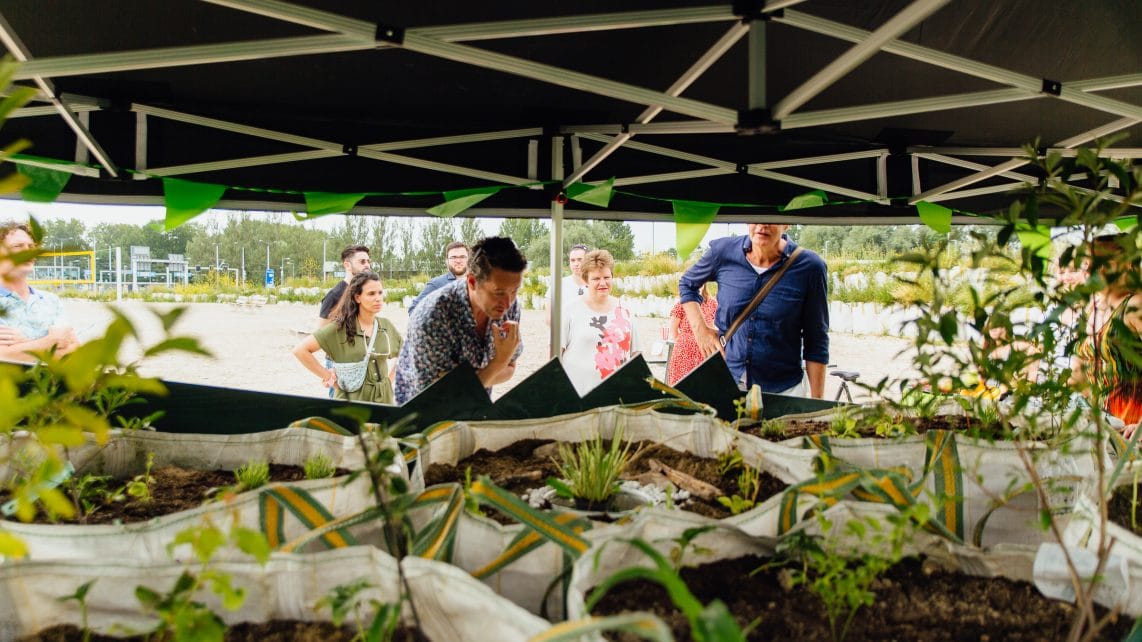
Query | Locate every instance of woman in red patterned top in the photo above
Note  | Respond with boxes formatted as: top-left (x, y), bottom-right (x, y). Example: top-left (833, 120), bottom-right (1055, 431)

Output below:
top-left (666, 284), bottom-right (717, 385)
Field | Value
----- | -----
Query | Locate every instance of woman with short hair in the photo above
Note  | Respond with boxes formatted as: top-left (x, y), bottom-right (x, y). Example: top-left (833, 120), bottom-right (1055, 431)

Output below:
top-left (560, 249), bottom-right (638, 395)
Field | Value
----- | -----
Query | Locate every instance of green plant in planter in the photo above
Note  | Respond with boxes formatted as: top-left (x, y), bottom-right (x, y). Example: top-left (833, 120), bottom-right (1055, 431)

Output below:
top-left (303, 452), bottom-right (336, 480)
top-left (57, 579), bottom-right (96, 642)
top-left (548, 428), bottom-right (635, 510)
top-left (64, 473), bottom-right (116, 522)
top-left (316, 578), bottom-right (400, 642)
top-left (121, 451), bottom-right (157, 504)
top-left (233, 459), bottom-right (270, 491)
top-left (827, 405), bottom-right (861, 439)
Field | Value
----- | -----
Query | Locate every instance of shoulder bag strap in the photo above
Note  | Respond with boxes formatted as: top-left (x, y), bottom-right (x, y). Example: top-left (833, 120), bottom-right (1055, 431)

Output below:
top-left (720, 246), bottom-right (805, 346)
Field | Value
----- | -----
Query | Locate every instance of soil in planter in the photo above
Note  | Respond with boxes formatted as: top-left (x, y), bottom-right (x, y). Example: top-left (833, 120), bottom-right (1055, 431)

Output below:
top-left (22, 621), bottom-right (428, 642)
top-left (1, 464), bottom-right (347, 526)
top-left (744, 414), bottom-right (1005, 442)
top-left (1108, 482), bottom-right (1142, 536)
top-left (421, 439), bottom-right (786, 524)
top-left (590, 555), bottom-right (1131, 641)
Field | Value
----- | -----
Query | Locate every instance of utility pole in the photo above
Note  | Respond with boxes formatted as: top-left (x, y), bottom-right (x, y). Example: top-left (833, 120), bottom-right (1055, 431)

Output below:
top-left (322, 239), bottom-right (328, 282)
top-left (214, 243), bottom-right (220, 271)
top-left (240, 247), bottom-right (245, 285)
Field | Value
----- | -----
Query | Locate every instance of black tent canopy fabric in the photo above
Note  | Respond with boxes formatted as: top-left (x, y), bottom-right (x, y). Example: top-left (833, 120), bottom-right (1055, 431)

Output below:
top-left (1, 1), bottom-right (1139, 223)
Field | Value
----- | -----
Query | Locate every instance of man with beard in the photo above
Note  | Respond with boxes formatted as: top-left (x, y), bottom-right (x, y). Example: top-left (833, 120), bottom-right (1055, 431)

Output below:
top-left (407, 241), bottom-right (468, 315)
top-left (394, 236), bottom-right (527, 403)
top-left (318, 244), bottom-right (372, 326)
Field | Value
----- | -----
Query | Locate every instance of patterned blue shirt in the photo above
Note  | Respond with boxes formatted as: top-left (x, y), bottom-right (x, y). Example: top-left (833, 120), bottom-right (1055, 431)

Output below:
top-left (407, 271), bottom-right (459, 314)
top-left (0, 285), bottom-right (69, 340)
top-left (679, 234), bottom-right (829, 392)
top-left (394, 278), bottom-right (523, 404)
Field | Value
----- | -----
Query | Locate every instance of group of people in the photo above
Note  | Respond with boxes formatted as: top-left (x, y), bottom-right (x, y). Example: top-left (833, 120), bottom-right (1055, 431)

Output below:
top-left (5, 215), bottom-right (1142, 439)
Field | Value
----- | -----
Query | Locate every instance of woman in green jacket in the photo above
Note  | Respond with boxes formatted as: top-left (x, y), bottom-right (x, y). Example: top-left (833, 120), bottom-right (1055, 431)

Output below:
top-left (293, 271), bottom-right (402, 404)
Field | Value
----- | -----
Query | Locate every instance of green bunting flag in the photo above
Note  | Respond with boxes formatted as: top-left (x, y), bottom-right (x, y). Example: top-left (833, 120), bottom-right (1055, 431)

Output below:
top-left (1115, 216), bottom-right (1139, 232)
top-left (565, 177), bottom-right (615, 208)
top-left (162, 178), bottom-right (227, 230)
top-left (426, 186), bottom-right (501, 218)
top-left (303, 192), bottom-right (367, 218)
top-left (17, 164), bottom-right (71, 203)
top-left (672, 200), bottom-right (720, 260)
top-left (781, 190), bottom-right (827, 211)
top-left (1015, 222), bottom-right (1053, 259)
top-left (915, 201), bottom-right (953, 234)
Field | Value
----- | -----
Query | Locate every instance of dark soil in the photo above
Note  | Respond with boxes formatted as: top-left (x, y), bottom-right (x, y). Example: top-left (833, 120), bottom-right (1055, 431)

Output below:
top-left (744, 414), bottom-right (1005, 442)
top-left (422, 439), bottom-right (786, 524)
top-left (1108, 483), bottom-right (1142, 536)
top-left (2, 464), bottom-right (346, 526)
top-left (21, 621), bottom-right (427, 642)
top-left (590, 555), bottom-right (1131, 641)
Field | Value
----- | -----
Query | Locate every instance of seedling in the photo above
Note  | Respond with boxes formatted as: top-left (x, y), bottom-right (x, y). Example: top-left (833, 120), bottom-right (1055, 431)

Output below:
top-left (303, 452), bottom-right (336, 480)
top-left (233, 459), bottom-right (270, 491)
top-left (758, 417), bottom-right (788, 439)
top-left (121, 452), bottom-right (155, 505)
top-left (57, 580), bottom-right (96, 642)
top-left (317, 578), bottom-right (401, 642)
top-left (549, 428), bottom-right (635, 509)
top-left (717, 464), bottom-right (763, 515)
top-left (65, 473), bottom-right (116, 522)
top-left (827, 406), bottom-right (861, 439)
top-left (716, 449), bottom-right (743, 476)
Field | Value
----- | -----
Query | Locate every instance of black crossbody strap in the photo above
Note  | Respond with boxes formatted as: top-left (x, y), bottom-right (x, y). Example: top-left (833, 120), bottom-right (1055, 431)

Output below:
top-left (720, 246), bottom-right (805, 347)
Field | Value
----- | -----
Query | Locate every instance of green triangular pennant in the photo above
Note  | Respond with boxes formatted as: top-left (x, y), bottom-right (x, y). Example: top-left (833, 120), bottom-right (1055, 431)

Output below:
top-left (1115, 216), bottom-right (1139, 232)
top-left (1015, 222), bottom-right (1053, 259)
top-left (162, 178), bottom-right (226, 230)
top-left (17, 165), bottom-right (71, 203)
top-left (303, 192), bottom-right (367, 217)
top-left (915, 201), bottom-right (953, 234)
top-left (672, 200), bottom-right (720, 260)
top-left (781, 190), bottom-right (827, 211)
top-left (427, 186), bottom-right (501, 218)
top-left (565, 177), bottom-right (615, 208)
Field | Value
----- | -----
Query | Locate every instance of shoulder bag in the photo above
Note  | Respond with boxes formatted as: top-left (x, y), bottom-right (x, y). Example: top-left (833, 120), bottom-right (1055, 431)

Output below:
top-left (719, 246), bottom-right (805, 347)
top-left (331, 318), bottom-right (379, 393)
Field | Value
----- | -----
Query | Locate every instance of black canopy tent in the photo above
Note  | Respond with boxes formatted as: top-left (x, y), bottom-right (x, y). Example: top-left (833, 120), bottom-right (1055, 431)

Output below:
top-left (1, 1), bottom-right (1140, 430)
top-left (0, 0), bottom-right (1138, 225)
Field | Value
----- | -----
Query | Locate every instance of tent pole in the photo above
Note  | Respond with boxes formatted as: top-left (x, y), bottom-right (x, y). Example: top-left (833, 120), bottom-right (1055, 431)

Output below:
top-left (614, 168), bottom-right (735, 187)
top-left (911, 116), bottom-right (1141, 204)
top-left (10, 104), bottom-right (100, 119)
top-left (415, 6), bottom-right (736, 42)
top-left (549, 136), bottom-right (565, 360)
top-left (773, 0), bottom-right (951, 120)
top-left (913, 147), bottom-right (1142, 159)
top-left (563, 22), bottom-right (747, 186)
top-left (135, 112), bottom-right (148, 178)
top-left (748, 18), bottom-right (766, 110)
top-left (784, 88), bottom-right (1038, 129)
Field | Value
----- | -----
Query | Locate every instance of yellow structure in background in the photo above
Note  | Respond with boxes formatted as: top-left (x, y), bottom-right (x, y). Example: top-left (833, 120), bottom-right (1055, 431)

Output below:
top-left (29, 250), bottom-right (96, 285)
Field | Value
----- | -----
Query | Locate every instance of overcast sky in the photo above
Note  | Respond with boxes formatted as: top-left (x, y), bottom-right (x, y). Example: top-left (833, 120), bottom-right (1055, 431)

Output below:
top-left (0, 198), bottom-right (740, 255)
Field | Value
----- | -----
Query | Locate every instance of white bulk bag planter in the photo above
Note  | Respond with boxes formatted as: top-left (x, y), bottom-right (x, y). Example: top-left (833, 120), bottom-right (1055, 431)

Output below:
top-left (0, 546), bottom-right (549, 642)
top-left (405, 405), bottom-right (818, 616)
top-left (1, 428), bottom-right (387, 562)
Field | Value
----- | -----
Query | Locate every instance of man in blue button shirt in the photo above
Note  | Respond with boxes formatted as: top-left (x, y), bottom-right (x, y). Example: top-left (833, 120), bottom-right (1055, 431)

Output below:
top-left (678, 223), bottom-right (829, 397)
top-left (407, 241), bottom-right (469, 315)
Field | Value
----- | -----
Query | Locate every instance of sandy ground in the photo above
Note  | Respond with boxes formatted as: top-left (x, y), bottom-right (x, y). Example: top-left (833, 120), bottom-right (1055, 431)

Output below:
top-left (63, 298), bottom-right (917, 404)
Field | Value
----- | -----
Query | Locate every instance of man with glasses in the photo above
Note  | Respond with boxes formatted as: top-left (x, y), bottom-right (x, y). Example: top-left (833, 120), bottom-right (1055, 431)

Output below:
top-left (547, 243), bottom-right (589, 325)
top-left (395, 236), bottom-right (527, 403)
top-left (408, 241), bottom-right (468, 315)
top-left (0, 220), bottom-right (78, 363)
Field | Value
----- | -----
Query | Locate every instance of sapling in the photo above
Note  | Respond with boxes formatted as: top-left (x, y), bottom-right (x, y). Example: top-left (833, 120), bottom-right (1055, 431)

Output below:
top-left (57, 579), bottom-right (96, 642)
top-left (549, 428), bottom-right (635, 509)
top-left (303, 452), bottom-right (336, 480)
top-left (122, 452), bottom-right (155, 504)
top-left (233, 459), bottom-right (270, 491)
top-left (316, 578), bottom-right (401, 642)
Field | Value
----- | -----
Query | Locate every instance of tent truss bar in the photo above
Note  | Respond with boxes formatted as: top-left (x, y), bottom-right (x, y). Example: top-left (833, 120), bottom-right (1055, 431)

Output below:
top-left (921, 182), bottom-right (1024, 203)
top-left (784, 88), bottom-right (1038, 129)
top-left (147, 150), bottom-right (339, 177)
top-left (1069, 74), bottom-right (1142, 92)
top-left (613, 167), bottom-right (733, 187)
top-left (911, 147), bottom-right (1142, 158)
top-left (777, 9), bottom-right (1142, 122)
top-left (4, 154), bottom-right (100, 178)
top-left (748, 167), bottom-right (885, 202)
top-left (133, 103), bottom-right (533, 186)
top-left (915, 153), bottom-right (1038, 184)
top-left (9, 104), bottom-right (101, 118)
top-left (400, 32), bottom-right (739, 124)
top-left (910, 116), bottom-right (1141, 204)
top-left (200, 0), bottom-right (376, 40)
top-left (415, 6), bottom-right (737, 42)
top-left (0, 12), bottom-right (118, 176)
top-left (563, 21), bottom-right (748, 186)
top-left (773, 0), bottom-right (951, 119)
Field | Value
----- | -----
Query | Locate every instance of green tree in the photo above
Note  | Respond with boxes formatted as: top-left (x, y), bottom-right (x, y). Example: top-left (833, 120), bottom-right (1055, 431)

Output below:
top-left (457, 217), bottom-right (483, 248)
top-left (40, 218), bottom-right (87, 251)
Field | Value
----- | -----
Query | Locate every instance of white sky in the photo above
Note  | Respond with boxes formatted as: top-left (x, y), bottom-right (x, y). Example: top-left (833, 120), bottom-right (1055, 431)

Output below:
top-left (0, 199), bottom-right (741, 255)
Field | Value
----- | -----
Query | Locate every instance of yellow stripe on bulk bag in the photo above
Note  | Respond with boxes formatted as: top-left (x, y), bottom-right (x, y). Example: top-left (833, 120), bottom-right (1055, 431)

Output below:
top-left (289, 416), bottom-right (354, 435)
top-left (472, 512), bottom-right (588, 579)
top-left (260, 485), bottom-right (356, 550)
top-left (470, 477), bottom-right (590, 556)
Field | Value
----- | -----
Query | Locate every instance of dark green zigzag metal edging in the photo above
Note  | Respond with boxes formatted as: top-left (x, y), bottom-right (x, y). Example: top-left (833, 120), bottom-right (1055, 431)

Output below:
top-left (120, 352), bottom-right (838, 435)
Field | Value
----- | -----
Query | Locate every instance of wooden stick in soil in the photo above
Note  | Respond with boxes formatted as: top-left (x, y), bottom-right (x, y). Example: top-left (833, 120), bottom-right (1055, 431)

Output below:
top-left (646, 459), bottom-right (723, 501)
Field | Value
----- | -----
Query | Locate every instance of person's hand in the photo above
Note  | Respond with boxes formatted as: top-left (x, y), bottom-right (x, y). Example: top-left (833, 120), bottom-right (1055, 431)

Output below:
top-left (322, 368), bottom-right (337, 389)
top-left (492, 320), bottom-right (521, 362)
top-left (0, 326), bottom-right (28, 346)
top-left (693, 323), bottom-right (723, 359)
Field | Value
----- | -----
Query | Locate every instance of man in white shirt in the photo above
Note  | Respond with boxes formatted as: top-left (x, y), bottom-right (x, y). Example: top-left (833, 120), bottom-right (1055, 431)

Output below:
top-left (547, 243), bottom-right (589, 325)
top-left (0, 220), bottom-right (78, 363)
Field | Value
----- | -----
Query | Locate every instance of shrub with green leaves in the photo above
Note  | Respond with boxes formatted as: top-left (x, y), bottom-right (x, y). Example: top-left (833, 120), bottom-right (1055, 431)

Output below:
top-left (549, 428), bottom-right (635, 507)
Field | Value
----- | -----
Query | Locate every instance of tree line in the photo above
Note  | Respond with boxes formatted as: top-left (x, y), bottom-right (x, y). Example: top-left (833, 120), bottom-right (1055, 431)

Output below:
top-left (34, 213), bottom-right (638, 281)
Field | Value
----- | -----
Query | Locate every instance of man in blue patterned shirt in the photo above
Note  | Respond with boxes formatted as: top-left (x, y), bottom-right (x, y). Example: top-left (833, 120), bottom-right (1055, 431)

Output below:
top-left (394, 236), bottom-right (527, 404)
top-left (679, 223), bottom-right (829, 397)
top-left (0, 220), bottom-right (78, 363)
